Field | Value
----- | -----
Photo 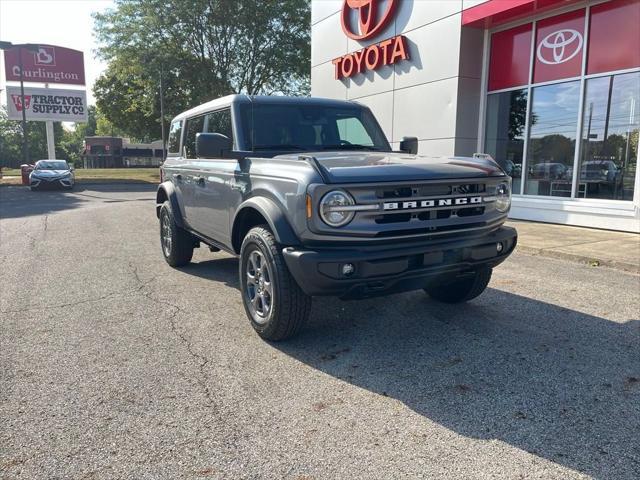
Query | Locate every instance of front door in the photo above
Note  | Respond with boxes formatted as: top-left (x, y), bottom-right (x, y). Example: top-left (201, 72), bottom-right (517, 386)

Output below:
top-left (180, 114), bottom-right (206, 228)
top-left (181, 108), bottom-right (236, 244)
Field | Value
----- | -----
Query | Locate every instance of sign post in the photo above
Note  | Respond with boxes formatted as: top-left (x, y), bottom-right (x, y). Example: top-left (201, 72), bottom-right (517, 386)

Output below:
top-left (46, 121), bottom-right (55, 159)
top-left (18, 48), bottom-right (30, 163)
top-left (44, 83), bottom-right (56, 159)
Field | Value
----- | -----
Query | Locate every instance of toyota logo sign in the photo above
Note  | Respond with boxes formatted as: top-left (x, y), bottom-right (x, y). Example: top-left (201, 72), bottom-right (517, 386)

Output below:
top-left (536, 29), bottom-right (583, 65)
top-left (341, 0), bottom-right (398, 41)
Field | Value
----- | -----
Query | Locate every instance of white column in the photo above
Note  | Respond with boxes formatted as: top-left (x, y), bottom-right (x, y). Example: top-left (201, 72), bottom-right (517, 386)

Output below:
top-left (44, 83), bottom-right (55, 159)
top-left (46, 121), bottom-right (55, 159)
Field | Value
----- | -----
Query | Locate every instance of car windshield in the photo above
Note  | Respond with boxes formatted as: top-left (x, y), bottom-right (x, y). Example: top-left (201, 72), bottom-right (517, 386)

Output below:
top-left (239, 103), bottom-right (391, 153)
top-left (36, 161), bottom-right (69, 170)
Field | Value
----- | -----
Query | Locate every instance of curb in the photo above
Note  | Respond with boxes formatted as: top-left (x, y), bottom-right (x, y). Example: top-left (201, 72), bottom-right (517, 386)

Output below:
top-left (76, 180), bottom-right (158, 185)
top-left (515, 245), bottom-right (640, 275)
top-left (1, 180), bottom-right (158, 187)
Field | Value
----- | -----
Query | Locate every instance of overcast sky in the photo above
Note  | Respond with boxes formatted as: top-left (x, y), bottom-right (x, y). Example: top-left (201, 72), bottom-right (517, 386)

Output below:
top-left (0, 0), bottom-right (114, 106)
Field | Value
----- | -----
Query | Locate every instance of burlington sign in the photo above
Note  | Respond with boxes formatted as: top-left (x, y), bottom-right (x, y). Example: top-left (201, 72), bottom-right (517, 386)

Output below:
top-left (3, 45), bottom-right (86, 86)
top-left (333, 0), bottom-right (410, 80)
top-left (6, 86), bottom-right (88, 123)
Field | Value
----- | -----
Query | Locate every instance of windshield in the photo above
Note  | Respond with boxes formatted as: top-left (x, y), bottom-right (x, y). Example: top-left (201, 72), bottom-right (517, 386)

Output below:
top-left (36, 161), bottom-right (69, 170)
top-left (239, 103), bottom-right (391, 152)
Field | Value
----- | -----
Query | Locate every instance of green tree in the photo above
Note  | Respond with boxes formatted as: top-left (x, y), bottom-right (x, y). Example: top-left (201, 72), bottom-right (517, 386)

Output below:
top-left (0, 106), bottom-right (22, 168)
top-left (0, 106), bottom-right (64, 167)
top-left (93, 0), bottom-right (310, 141)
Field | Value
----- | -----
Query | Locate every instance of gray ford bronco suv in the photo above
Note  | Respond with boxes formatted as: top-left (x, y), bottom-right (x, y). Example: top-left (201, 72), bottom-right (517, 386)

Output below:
top-left (157, 95), bottom-right (517, 340)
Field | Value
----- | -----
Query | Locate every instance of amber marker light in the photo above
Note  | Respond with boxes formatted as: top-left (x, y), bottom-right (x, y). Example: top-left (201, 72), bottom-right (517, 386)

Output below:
top-left (306, 194), bottom-right (313, 219)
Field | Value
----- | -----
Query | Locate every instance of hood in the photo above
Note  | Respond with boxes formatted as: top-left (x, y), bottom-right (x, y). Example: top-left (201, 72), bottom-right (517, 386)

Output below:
top-left (31, 169), bottom-right (70, 178)
top-left (287, 151), bottom-right (506, 184)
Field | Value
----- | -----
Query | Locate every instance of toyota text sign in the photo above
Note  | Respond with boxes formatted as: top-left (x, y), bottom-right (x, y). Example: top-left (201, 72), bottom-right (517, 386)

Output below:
top-left (6, 86), bottom-right (88, 123)
top-left (3, 45), bottom-right (85, 86)
top-left (333, 0), bottom-right (409, 80)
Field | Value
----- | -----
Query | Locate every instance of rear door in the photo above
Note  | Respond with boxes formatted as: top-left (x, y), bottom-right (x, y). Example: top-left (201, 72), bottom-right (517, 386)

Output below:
top-left (164, 120), bottom-right (189, 219)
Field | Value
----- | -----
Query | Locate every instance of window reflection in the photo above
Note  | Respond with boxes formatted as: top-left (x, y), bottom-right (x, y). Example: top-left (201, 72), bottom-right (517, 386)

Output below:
top-left (579, 72), bottom-right (639, 201)
top-left (525, 81), bottom-right (581, 197)
top-left (485, 89), bottom-right (527, 194)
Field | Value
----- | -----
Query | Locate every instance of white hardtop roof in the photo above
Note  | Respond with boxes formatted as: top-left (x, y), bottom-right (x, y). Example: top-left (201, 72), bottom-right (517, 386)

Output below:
top-left (172, 94), bottom-right (241, 122)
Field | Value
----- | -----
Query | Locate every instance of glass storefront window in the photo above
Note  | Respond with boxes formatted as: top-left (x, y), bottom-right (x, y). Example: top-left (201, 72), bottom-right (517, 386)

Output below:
top-left (485, 3), bottom-right (640, 205)
top-left (578, 72), bottom-right (639, 201)
top-left (524, 81), bottom-right (581, 197)
top-left (484, 89), bottom-right (528, 194)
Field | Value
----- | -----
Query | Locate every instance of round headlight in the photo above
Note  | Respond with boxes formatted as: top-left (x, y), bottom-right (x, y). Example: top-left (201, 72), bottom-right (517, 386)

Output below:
top-left (495, 182), bottom-right (511, 213)
top-left (319, 190), bottom-right (355, 227)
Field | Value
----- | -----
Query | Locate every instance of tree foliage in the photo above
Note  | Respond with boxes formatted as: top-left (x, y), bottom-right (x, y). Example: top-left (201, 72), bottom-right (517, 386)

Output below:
top-left (0, 106), bottom-right (65, 168)
top-left (93, 0), bottom-right (311, 141)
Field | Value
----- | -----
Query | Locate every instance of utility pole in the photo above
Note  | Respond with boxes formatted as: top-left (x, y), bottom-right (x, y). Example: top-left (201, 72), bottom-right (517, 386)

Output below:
top-left (159, 63), bottom-right (166, 161)
top-left (17, 47), bottom-right (29, 163)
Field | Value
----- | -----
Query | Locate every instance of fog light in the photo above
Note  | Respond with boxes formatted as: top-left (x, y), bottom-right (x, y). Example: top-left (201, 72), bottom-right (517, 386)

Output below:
top-left (496, 242), bottom-right (504, 253)
top-left (342, 263), bottom-right (355, 276)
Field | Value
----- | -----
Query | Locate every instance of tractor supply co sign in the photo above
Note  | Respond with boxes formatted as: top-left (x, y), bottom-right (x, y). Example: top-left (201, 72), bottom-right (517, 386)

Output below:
top-left (333, 0), bottom-right (409, 80)
top-left (6, 86), bottom-right (88, 123)
top-left (3, 45), bottom-right (85, 86)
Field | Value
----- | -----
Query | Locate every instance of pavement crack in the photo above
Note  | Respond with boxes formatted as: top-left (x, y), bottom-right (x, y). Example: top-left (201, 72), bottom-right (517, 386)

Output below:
top-left (142, 291), bottom-right (216, 409)
top-left (0, 280), bottom-right (154, 315)
top-left (128, 261), bottom-right (144, 286)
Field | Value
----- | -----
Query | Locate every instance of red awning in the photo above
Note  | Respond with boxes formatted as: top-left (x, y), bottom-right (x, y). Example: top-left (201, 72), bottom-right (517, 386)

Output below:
top-left (462, 0), bottom-right (584, 28)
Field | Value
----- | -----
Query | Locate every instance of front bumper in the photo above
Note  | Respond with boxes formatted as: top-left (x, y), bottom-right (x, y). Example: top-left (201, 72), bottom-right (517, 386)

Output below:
top-left (283, 226), bottom-right (517, 298)
top-left (30, 177), bottom-right (74, 189)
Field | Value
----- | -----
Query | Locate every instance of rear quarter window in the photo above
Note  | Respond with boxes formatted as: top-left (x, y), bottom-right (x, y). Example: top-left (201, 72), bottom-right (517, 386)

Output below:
top-left (167, 120), bottom-right (183, 155)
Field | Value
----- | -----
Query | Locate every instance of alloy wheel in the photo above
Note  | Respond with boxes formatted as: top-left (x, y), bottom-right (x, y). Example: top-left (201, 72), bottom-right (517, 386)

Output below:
top-left (161, 211), bottom-right (172, 257)
top-left (245, 249), bottom-right (273, 323)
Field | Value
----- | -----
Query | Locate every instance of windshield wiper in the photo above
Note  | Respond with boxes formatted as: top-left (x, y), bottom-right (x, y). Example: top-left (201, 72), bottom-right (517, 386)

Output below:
top-left (254, 144), bottom-right (309, 151)
top-left (321, 144), bottom-right (381, 151)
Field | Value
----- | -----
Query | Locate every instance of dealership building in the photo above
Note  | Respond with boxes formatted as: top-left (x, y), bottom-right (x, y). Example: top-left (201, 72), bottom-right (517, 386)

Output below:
top-left (311, 0), bottom-right (640, 232)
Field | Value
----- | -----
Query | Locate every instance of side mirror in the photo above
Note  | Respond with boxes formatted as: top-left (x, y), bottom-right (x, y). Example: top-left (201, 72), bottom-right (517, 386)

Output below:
top-left (196, 132), bottom-right (232, 158)
top-left (399, 136), bottom-right (418, 155)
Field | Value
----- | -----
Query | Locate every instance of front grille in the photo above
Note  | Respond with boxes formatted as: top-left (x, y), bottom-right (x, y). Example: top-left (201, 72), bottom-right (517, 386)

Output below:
top-left (375, 183), bottom-right (485, 199)
top-left (335, 178), bottom-right (506, 240)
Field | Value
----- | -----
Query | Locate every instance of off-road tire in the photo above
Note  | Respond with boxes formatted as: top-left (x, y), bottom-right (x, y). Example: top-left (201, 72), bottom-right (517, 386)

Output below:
top-left (425, 267), bottom-right (492, 303)
top-left (159, 200), bottom-right (194, 267)
top-left (240, 225), bottom-right (311, 341)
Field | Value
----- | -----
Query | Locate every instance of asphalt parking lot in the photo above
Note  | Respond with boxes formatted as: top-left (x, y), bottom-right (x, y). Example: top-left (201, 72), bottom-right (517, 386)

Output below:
top-left (1, 184), bottom-right (639, 479)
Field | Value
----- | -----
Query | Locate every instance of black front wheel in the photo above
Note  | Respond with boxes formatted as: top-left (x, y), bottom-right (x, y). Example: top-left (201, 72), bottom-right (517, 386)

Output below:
top-left (425, 267), bottom-right (492, 303)
top-left (240, 226), bottom-right (311, 341)
top-left (159, 200), bottom-right (194, 267)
